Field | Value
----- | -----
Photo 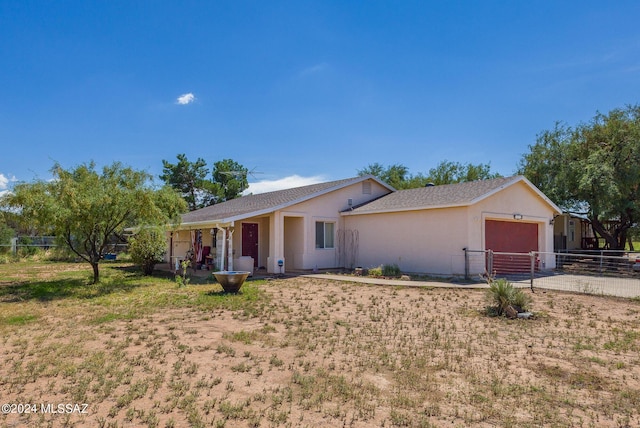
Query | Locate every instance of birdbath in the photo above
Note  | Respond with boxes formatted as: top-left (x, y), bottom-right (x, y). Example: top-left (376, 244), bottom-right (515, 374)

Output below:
top-left (213, 271), bottom-right (250, 293)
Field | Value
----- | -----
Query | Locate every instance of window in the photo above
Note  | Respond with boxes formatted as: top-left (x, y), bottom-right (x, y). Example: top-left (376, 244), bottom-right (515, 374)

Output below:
top-left (315, 221), bottom-right (335, 249)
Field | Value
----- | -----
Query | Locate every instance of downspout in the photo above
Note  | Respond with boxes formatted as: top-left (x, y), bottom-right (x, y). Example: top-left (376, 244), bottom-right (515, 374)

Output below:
top-left (169, 232), bottom-right (174, 270)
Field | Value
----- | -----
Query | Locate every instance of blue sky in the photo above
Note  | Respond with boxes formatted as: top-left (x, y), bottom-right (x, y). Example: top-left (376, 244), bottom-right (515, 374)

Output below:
top-left (1, 1), bottom-right (639, 194)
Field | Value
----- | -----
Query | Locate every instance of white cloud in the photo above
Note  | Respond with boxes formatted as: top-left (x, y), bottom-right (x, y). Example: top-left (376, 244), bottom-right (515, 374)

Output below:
top-left (176, 93), bottom-right (195, 105)
top-left (0, 174), bottom-right (9, 190)
top-left (244, 175), bottom-right (326, 195)
top-left (0, 173), bottom-right (16, 197)
top-left (299, 62), bottom-right (329, 77)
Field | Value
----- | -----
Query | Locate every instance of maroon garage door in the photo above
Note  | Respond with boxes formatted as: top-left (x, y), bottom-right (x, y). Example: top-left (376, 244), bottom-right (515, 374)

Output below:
top-left (485, 220), bottom-right (538, 274)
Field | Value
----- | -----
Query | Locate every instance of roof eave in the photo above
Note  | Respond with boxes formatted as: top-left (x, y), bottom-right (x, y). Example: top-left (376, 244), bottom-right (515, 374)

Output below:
top-left (180, 175), bottom-right (395, 226)
top-left (342, 202), bottom-right (471, 216)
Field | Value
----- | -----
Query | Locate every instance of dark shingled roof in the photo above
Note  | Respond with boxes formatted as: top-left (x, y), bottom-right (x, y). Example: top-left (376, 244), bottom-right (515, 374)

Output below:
top-left (181, 176), bottom-right (380, 225)
top-left (345, 176), bottom-right (522, 214)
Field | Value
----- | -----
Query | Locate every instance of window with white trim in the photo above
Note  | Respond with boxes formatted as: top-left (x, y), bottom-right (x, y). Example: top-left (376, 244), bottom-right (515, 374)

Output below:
top-left (315, 221), bottom-right (335, 249)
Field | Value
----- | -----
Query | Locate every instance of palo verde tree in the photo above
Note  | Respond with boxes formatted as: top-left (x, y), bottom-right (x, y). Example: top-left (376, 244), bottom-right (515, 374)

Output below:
top-left (3, 161), bottom-right (187, 283)
top-left (519, 105), bottom-right (640, 250)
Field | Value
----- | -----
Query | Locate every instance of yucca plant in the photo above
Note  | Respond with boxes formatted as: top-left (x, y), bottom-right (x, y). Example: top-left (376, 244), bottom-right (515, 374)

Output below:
top-left (485, 278), bottom-right (531, 317)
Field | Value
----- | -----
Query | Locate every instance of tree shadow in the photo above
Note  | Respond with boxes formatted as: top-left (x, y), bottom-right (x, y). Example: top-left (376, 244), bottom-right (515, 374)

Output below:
top-left (0, 270), bottom-right (161, 303)
top-left (0, 278), bottom-right (92, 302)
top-left (0, 263), bottom-right (217, 304)
top-left (205, 289), bottom-right (240, 296)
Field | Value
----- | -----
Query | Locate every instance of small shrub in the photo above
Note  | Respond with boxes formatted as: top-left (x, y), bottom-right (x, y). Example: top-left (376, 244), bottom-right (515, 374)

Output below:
top-left (368, 265), bottom-right (383, 276)
top-left (368, 264), bottom-right (401, 277)
top-left (17, 236), bottom-right (38, 257)
top-left (128, 226), bottom-right (166, 275)
top-left (0, 222), bottom-right (14, 254)
top-left (382, 263), bottom-right (401, 277)
top-left (175, 260), bottom-right (191, 287)
top-left (485, 278), bottom-right (531, 316)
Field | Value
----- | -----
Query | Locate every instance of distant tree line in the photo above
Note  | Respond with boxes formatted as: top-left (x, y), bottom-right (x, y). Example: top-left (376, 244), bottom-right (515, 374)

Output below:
top-left (357, 160), bottom-right (501, 189)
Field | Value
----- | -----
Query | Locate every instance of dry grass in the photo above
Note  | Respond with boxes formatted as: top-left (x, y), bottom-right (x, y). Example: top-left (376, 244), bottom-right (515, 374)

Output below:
top-left (1, 261), bottom-right (639, 427)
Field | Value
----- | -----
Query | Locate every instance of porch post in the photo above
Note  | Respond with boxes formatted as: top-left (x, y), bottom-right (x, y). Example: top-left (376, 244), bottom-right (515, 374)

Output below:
top-left (228, 228), bottom-right (234, 271)
top-left (267, 211), bottom-right (284, 274)
top-left (218, 227), bottom-right (227, 271)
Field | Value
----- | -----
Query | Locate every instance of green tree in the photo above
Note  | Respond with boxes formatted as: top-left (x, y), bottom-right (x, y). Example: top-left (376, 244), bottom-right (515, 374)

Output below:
top-left (427, 160), bottom-right (500, 185)
top-left (3, 162), bottom-right (186, 283)
top-left (160, 154), bottom-right (217, 211)
top-left (358, 161), bottom-right (500, 189)
top-left (211, 159), bottom-right (249, 202)
top-left (357, 163), bottom-right (413, 189)
top-left (128, 226), bottom-right (167, 275)
top-left (519, 105), bottom-right (640, 250)
top-left (0, 219), bottom-right (14, 254)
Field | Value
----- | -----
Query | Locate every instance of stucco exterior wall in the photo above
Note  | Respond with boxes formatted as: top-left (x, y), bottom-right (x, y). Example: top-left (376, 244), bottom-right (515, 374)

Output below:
top-left (267, 178), bottom-right (391, 272)
top-left (344, 207), bottom-right (470, 275)
top-left (344, 181), bottom-right (559, 276)
top-left (165, 231), bottom-right (193, 266)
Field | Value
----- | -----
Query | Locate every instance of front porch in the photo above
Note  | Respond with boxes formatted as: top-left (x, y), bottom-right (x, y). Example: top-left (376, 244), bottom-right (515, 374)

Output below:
top-left (167, 211), bottom-right (346, 276)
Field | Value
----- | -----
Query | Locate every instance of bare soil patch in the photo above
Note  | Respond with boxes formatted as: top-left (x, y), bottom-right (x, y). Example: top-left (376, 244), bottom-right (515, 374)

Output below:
top-left (1, 275), bottom-right (639, 427)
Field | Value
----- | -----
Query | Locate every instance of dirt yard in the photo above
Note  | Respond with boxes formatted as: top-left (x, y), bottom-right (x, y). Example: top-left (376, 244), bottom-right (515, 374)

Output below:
top-left (1, 274), bottom-right (639, 427)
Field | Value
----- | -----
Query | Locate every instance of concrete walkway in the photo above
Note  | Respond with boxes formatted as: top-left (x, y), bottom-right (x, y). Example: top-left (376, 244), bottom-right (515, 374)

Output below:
top-left (301, 274), bottom-right (489, 289)
top-left (301, 273), bottom-right (640, 298)
top-left (157, 263), bottom-right (639, 299)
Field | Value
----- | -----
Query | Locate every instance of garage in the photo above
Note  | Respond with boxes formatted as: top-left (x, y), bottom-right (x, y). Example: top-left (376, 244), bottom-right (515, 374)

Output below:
top-left (485, 219), bottom-right (538, 274)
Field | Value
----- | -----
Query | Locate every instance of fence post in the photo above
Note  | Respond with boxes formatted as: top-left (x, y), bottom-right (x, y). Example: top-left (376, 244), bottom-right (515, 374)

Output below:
top-left (463, 248), bottom-right (469, 280)
top-left (529, 251), bottom-right (535, 292)
top-left (599, 250), bottom-right (604, 276)
top-left (10, 237), bottom-right (17, 255)
top-left (487, 250), bottom-right (494, 277)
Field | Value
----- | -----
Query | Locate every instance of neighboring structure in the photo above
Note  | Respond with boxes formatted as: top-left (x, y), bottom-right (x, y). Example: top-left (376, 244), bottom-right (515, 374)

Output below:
top-left (167, 175), bottom-right (561, 277)
top-left (553, 213), bottom-right (596, 251)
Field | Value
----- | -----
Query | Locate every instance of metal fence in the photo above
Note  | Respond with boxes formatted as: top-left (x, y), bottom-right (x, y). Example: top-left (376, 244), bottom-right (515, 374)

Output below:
top-left (0, 236), bottom-right (58, 254)
top-left (464, 249), bottom-right (640, 298)
top-left (0, 236), bottom-right (127, 256)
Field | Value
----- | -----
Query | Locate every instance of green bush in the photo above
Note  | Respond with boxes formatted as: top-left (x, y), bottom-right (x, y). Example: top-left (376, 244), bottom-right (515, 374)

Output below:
top-left (0, 222), bottom-right (14, 254)
top-left (17, 236), bottom-right (38, 257)
top-left (382, 263), bottom-right (401, 277)
top-left (485, 278), bottom-right (531, 317)
top-left (47, 245), bottom-right (77, 262)
top-left (368, 265), bottom-right (383, 276)
top-left (368, 263), bottom-right (402, 277)
top-left (128, 226), bottom-right (167, 275)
